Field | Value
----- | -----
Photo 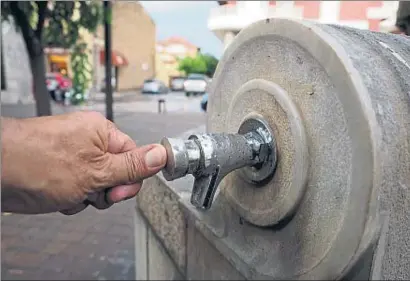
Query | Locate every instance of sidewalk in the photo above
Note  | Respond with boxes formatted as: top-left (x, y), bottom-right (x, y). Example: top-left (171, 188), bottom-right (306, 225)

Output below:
top-left (1, 103), bottom-right (80, 118)
top-left (88, 90), bottom-right (144, 103)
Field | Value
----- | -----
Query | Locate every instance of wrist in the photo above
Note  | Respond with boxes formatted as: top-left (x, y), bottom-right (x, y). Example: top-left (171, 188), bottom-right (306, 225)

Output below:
top-left (1, 117), bottom-right (38, 213)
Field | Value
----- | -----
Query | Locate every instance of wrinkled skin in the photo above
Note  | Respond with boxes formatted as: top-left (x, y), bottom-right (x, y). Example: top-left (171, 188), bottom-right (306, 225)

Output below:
top-left (1, 111), bottom-right (167, 215)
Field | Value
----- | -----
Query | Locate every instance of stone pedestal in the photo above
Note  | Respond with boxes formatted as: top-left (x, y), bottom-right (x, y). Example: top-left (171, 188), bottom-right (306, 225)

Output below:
top-left (134, 124), bottom-right (409, 280)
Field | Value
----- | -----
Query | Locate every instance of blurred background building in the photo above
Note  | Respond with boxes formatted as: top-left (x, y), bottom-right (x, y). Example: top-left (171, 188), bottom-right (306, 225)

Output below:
top-left (155, 36), bottom-right (199, 86)
top-left (1, 1), bottom-right (156, 103)
top-left (94, 1), bottom-right (156, 92)
top-left (21, 1), bottom-right (156, 94)
top-left (209, 1), bottom-right (400, 49)
top-left (1, 1), bottom-right (402, 104)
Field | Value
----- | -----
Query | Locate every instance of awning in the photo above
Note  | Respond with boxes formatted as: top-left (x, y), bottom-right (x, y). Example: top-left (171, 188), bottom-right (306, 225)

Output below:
top-left (49, 54), bottom-right (69, 64)
top-left (99, 50), bottom-right (128, 67)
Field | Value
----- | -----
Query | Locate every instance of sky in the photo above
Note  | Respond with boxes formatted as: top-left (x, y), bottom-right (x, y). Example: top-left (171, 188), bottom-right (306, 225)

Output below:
top-left (139, 1), bottom-right (223, 59)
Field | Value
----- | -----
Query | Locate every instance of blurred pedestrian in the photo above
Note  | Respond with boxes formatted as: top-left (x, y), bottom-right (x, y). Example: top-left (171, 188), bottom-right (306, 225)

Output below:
top-left (1, 111), bottom-right (167, 215)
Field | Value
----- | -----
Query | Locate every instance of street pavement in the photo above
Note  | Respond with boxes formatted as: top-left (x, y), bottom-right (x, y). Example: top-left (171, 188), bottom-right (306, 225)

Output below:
top-left (87, 91), bottom-right (203, 115)
top-left (1, 91), bottom-right (206, 280)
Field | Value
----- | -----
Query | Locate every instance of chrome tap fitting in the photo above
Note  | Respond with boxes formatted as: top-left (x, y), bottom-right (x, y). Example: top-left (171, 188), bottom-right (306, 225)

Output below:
top-left (160, 117), bottom-right (277, 210)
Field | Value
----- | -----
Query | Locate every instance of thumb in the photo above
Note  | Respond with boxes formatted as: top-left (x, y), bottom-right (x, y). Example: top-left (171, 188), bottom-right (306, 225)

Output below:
top-left (108, 144), bottom-right (167, 186)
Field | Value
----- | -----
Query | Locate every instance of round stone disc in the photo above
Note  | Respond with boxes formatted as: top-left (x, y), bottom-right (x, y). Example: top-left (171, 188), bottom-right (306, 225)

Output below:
top-left (206, 18), bottom-right (386, 279)
top-left (226, 79), bottom-right (309, 227)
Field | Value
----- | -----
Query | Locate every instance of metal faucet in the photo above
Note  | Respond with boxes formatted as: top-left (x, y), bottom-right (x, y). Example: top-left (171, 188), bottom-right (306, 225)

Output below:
top-left (160, 117), bottom-right (277, 210)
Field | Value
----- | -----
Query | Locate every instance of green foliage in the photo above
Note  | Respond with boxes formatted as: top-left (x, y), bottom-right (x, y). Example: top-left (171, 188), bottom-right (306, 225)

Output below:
top-left (1, 2), bottom-right (35, 32)
top-left (1, 1), bottom-right (103, 107)
top-left (70, 40), bottom-right (91, 104)
top-left (104, 1), bottom-right (112, 25)
top-left (177, 53), bottom-right (219, 77)
top-left (201, 54), bottom-right (219, 77)
top-left (42, 1), bottom-right (102, 99)
top-left (1, 1), bottom-right (102, 49)
top-left (177, 55), bottom-right (207, 76)
top-left (43, 1), bottom-right (102, 49)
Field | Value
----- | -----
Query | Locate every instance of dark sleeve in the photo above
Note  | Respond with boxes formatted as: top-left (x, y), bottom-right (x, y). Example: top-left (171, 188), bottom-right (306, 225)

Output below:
top-left (396, 1), bottom-right (410, 35)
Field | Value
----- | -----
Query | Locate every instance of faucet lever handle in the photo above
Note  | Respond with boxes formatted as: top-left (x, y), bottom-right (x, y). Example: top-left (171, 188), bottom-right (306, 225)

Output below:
top-left (191, 166), bottom-right (221, 210)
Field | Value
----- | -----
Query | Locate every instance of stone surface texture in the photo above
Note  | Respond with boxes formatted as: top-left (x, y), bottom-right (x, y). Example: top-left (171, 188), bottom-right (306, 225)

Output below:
top-left (135, 19), bottom-right (409, 280)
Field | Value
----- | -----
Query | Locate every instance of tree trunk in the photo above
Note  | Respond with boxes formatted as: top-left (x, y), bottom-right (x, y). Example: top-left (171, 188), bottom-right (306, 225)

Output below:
top-left (8, 1), bottom-right (51, 116)
top-left (29, 51), bottom-right (52, 116)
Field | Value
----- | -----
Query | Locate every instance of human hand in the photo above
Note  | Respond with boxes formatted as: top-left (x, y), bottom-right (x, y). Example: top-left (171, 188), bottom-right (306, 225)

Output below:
top-left (1, 111), bottom-right (167, 215)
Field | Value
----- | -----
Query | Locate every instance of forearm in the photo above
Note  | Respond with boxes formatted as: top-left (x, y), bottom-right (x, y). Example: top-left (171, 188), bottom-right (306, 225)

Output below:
top-left (1, 116), bottom-right (54, 213)
top-left (1, 117), bottom-right (24, 212)
top-left (1, 117), bottom-right (24, 183)
top-left (2, 117), bottom-right (19, 187)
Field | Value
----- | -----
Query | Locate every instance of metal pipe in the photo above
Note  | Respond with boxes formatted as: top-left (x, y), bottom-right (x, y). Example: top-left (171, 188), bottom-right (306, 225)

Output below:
top-left (104, 0), bottom-right (113, 122)
top-left (160, 117), bottom-right (277, 210)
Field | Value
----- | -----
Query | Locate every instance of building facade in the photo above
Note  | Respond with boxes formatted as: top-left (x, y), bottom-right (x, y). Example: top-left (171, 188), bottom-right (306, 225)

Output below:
top-left (155, 37), bottom-right (199, 86)
top-left (45, 1), bottom-right (156, 93)
top-left (1, 1), bottom-right (156, 104)
top-left (209, 1), bottom-right (400, 49)
top-left (95, 1), bottom-right (156, 92)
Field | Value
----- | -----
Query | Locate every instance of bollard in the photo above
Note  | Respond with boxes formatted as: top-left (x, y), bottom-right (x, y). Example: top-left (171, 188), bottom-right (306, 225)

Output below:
top-left (158, 98), bottom-right (166, 113)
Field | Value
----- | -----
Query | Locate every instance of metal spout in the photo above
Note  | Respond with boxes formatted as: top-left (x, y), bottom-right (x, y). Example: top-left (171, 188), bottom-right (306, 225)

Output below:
top-left (160, 117), bottom-right (277, 210)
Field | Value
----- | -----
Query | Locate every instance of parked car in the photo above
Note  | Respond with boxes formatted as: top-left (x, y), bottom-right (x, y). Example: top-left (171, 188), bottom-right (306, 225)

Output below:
top-left (46, 72), bottom-right (72, 104)
top-left (170, 76), bottom-right (185, 91)
top-left (184, 74), bottom-right (209, 96)
top-left (201, 92), bottom-right (208, 112)
top-left (142, 79), bottom-right (169, 94)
